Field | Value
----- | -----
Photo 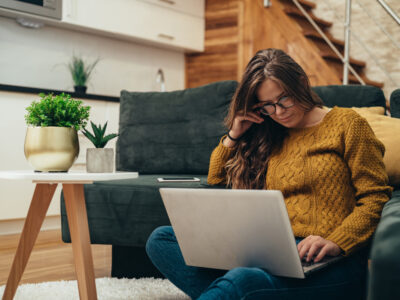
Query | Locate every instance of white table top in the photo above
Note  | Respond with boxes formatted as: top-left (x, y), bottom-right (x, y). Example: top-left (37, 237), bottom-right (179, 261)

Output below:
top-left (0, 170), bottom-right (138, 183)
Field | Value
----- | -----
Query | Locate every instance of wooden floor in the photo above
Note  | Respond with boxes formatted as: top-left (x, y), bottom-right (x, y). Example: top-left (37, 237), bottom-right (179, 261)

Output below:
top-left (0, 230), bottom-right (111, 286)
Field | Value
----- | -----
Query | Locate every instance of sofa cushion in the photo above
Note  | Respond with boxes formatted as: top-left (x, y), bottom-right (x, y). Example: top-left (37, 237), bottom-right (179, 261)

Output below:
top-left (312, 85), bottom-right (386, 109)
top-left (390, 89), bottom-right (400, 118)
top-left (352, 109), bottom-right (400, 187)
top-left (61, 175), bottom-right (209, 246)
top-left (117, 80), bottom-right (238, 174)
top-left (351, 106), bottom-right (385, 115)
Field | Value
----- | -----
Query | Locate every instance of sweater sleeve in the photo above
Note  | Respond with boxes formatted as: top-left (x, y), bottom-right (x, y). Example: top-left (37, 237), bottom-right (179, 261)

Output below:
top-left (207, 135), bottom-right (235, 185)
top-left (326, 115), bottom-right (392, 255)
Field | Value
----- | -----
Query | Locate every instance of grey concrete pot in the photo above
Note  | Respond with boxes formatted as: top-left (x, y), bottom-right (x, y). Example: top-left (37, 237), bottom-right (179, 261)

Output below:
top-left (86, 148), bottom-right (114, 173)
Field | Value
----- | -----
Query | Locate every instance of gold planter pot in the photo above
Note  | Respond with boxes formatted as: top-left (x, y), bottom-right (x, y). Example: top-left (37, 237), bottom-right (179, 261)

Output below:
top-left (24, 127), bottom-right (79, 172)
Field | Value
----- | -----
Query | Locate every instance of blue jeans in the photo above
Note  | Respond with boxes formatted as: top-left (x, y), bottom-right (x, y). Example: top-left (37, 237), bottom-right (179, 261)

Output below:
top-left (145, 226), bottom-right (368, 300)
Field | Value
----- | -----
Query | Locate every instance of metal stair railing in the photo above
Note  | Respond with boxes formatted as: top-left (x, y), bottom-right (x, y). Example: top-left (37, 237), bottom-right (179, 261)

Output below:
top-left (291, 0), bottom-right (399, 87)
top-left (352, 0), bottom-right (399, 87)
top-left (343, 0), bottom-right (352, 84)
top-left (377, 0), bottom-right (400, 26)
top-left (321, 0), bottom-right (399, 88)
top-left (265, 0), bottom-right (400, 87)
top-left (359, 0), bottom-right (400, 49)
top-left (291, 0), bottom-right (365, 85)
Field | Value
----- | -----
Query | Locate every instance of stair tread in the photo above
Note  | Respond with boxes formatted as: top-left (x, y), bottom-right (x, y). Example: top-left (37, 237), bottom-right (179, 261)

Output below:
top-left (279, 0), bottom-right (316, 10)
top-left (321, 51), bottom-right (366, 67)
top-left (281, 2), bottom-right (381, 89)
top-left (344, 74), bottom-right (384, 88)
top-left (297, 0), bottom-right (316, 9)
top-left (283, 7), bottom-right (332, 28)
top-left (303, 30), bottom-right (344, 47)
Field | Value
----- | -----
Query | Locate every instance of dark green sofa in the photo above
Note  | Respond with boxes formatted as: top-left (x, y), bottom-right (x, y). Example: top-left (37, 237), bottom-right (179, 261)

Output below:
top-left (366, 87), bottom-right (400, 300)
top-left (61, 81), bottom-right (400, 299)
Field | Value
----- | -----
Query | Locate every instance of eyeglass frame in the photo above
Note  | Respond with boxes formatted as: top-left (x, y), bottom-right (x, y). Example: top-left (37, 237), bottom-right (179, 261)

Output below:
top-left (256, 95), bottom-right (295, 116)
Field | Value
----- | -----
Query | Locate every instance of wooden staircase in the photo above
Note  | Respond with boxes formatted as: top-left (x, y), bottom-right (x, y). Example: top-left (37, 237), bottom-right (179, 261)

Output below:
top-left (279, 0), bottom-right (383, 88)
top-left (185, 0), bottom-right (383, 89)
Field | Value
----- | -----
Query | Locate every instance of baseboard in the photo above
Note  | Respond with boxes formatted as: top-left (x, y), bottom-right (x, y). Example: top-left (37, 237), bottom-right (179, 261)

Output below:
top-left (0, 215), bottom-right (61, 235)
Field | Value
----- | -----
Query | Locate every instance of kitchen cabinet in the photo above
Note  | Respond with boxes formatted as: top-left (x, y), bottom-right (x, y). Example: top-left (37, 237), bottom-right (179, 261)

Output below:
top-left (137, 0), bottom-right (205, 18)
top-left (63, 0), bottom-right (205, 52)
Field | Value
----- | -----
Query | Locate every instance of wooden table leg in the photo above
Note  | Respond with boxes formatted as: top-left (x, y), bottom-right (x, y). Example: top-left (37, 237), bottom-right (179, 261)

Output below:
top-left (2, 183), bottom-right (57, 300)
top-left (63, 184), bottom-right (97, 300)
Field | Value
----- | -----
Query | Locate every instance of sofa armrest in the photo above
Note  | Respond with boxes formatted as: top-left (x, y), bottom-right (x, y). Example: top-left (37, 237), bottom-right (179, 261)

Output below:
top-left (390, 89), bottom-right (400, 119)
top-left (368, 189), bottom-right (400, 300)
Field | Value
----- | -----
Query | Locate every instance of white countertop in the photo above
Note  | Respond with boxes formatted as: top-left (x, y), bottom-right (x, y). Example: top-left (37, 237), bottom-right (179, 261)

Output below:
top-left (0, 170), bottom-right (138, 183)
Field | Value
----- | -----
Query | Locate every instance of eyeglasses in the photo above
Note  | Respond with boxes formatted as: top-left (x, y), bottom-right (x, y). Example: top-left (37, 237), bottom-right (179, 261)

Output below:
top-left (257, 96), bottom-right (295, 116)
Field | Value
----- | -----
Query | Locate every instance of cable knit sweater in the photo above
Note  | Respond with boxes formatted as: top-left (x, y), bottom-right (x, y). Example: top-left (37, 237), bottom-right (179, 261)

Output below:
top-left (208, 107), bottom-right (392, 254)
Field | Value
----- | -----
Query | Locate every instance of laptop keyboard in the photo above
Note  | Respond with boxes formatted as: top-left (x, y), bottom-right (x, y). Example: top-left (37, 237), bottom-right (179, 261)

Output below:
top-left (301, 259), bottom-right (316, 267)
top-left (301, 256), bottom-right (330, 267)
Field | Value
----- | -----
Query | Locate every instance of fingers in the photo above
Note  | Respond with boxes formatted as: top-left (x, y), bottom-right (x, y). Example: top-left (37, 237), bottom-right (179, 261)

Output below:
top-left (247, 112), bottom-right (264, 123)
top-left (230, 109), bottom-right (265, 138)
top-left (306, 242), bottom-right (322, 262)
top-left (247, 111), bottom-right (263, 119)
top-left (237, 112), bottom-right (264, 124)
top-left (237, 107), bottom-right (264, 117)
top-left (297, 237), bottom-right (309, 260)
top-left (297, 236), bottom-right (343, 262)
top-left (314, 246), bottom-right (328, 262)
top-left (251, 102), bottom-right (266, 110)
top-left (297, 235), bottom-right (325, 262)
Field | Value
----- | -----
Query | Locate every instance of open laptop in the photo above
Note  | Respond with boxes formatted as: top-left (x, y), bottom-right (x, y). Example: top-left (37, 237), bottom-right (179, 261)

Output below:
top-left (159, 188), bottom-right (343, 279)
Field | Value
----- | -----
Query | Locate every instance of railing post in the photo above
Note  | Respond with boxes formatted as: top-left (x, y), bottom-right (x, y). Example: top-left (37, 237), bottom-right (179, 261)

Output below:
top-left (343, 0), bottom-right (352, 85)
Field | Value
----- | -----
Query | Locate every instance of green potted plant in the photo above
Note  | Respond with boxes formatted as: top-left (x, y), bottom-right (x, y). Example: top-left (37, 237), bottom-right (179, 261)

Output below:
top-left (68, 55), bottom-right (99, 94)
top-left (82, 121), bottom-right (119, 173)
top-left (24, 93), bottom-right (90, 172)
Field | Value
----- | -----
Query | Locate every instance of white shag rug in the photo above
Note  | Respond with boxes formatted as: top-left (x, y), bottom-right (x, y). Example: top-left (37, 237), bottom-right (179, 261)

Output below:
top-left (0, 277), bottom-right (191, 300)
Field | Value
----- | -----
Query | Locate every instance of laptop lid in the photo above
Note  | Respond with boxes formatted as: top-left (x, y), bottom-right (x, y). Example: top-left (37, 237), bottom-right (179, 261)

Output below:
top-left (159, 188), bottom-right (306, 279)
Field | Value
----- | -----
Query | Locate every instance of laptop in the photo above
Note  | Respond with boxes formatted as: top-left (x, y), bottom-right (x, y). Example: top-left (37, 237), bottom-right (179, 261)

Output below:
top-left (159, 188), bottom-right (343, 279)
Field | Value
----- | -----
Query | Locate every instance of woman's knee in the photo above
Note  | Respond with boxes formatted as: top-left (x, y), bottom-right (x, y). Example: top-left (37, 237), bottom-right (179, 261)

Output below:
top-left (223, 267), bottom-right (274, 293)
top-left (145, 225), bottom-right (174, 257)
top-left (199, 267), bottom-right (272, 299)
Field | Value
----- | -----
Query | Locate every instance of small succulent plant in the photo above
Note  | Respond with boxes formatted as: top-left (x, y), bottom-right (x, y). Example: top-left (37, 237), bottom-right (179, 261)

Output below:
top-left (82, 121), bottom-right (118, 148)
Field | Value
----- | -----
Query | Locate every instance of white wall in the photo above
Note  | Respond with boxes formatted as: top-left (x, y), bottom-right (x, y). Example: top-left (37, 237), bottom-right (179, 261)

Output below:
top-left (0, 15), bottom-right (185, 228)
top-left (0, 16), bottom-right (184, 95)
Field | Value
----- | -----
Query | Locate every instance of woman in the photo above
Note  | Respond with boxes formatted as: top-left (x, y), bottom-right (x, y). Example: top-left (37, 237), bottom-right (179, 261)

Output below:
top-left (146, 49), bottom-right (392, 299)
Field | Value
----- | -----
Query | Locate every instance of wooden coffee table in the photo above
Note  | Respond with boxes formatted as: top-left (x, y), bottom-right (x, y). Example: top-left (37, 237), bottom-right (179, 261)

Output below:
top-left (0, 170), bottom-right (138, 300)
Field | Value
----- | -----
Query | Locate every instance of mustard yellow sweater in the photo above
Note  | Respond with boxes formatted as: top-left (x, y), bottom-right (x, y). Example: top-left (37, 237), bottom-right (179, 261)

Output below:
top-left (208, 107), bottom-right (392, 254)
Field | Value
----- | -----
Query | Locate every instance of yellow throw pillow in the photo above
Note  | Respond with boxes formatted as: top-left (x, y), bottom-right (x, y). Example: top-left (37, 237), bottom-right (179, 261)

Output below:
top-left (353, 110), bottom-right (400, 186)
top-left (351, 106), bottom-right (385, 116)
top-left (323, 106), bottom-right (385, 116)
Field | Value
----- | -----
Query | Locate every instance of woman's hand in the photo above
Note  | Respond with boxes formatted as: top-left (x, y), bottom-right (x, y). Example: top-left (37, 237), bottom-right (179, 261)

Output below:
top-left (297, 235), bottom-right (342, 262)
top-left (224, 105), bottom-right (265, 147)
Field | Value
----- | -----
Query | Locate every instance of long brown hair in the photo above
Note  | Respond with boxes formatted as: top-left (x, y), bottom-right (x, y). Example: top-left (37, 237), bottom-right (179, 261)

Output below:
top-left (225, 48), bottom-right (323, 189)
